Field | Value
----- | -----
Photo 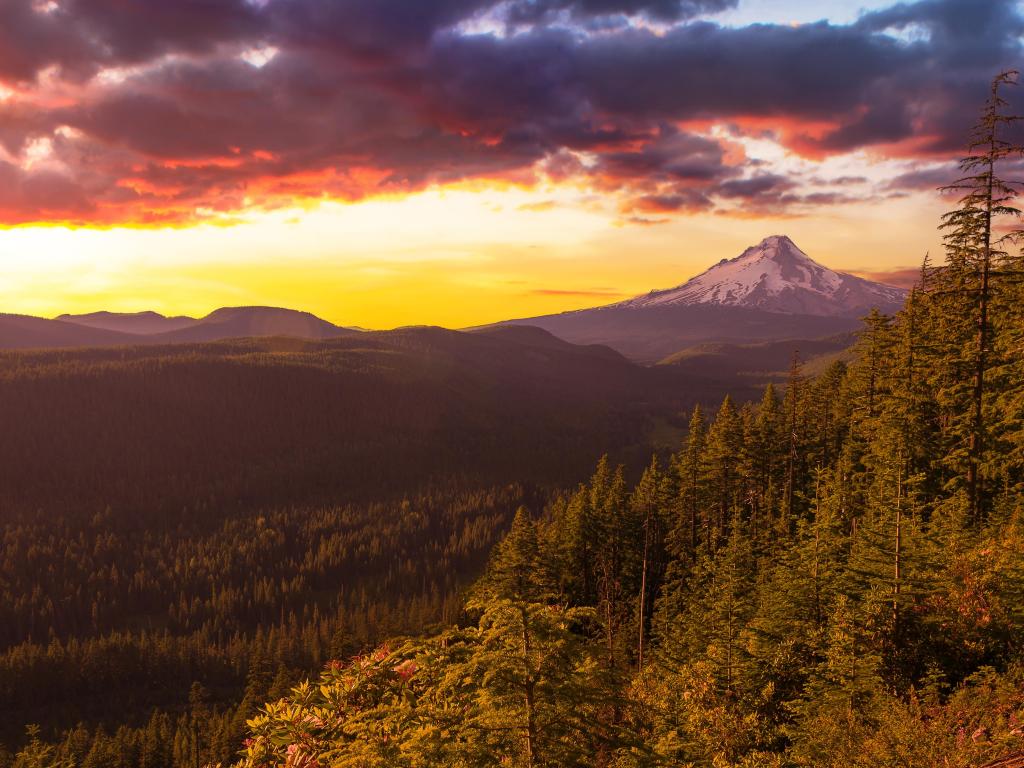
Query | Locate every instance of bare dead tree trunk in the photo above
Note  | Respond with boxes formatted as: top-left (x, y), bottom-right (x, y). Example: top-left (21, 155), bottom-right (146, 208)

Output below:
top-left (637, 508), bottom-right (650, 671)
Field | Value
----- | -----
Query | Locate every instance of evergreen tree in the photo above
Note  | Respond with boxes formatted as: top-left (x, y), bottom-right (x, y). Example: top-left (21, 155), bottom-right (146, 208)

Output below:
top-left (704, 396), bottom-right (745, 544)
top-left (747, 469), bottom-right (848, 729)
top-left (591, 462), bottom-right (640, 667)
top-left (629, 458), bottom-right (671, 671)
top-left (668, 405), bottom-right (708, 561)
top-left (787, 595), bottom-right (884, 768)
top-left (11, 727), bottom-right (71, 768)
top-left (938, 69), bottom-right (1024, 521)
top-left (748, 385), bottom-right (783, 534)
top-left (458, 600), bottom-right (616, 768)
top-left (477, 507), bottom-right (553, 604)
top-left (782, 355), bottom-right (806, 527)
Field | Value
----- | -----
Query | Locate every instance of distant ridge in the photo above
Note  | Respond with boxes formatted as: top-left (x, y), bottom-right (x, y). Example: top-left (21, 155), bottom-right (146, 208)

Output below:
top-left (151, 306), bottom-right (353, 344)
top-left (0, 314), bottom-right (137, 350)
top-left (0, 306), bottom-right (357, 351)
top-left (8, 239), bottom-right (907, 360)
top-left (618, 235), bottom-right (907, 317)
top-left (58, 310), bottom-right (198, 335)
top-left (493, 235), bottom-right (909, 361)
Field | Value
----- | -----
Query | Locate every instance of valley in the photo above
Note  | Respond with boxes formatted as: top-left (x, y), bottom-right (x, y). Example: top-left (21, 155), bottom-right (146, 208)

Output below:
top-left (3, 3), bottom-right (1023, 765)
top-left (0, 324), bottom-right (694, 755)
top-left (0, 237), bottom-right (1015, 768)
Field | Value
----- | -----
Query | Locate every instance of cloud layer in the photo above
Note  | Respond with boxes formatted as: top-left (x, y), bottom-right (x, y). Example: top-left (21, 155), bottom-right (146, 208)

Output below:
top-left (0, 0), bottom-right (1021, 226)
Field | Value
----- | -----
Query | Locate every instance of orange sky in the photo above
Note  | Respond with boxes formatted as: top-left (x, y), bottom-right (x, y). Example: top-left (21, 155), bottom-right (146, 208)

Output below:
top-left (1, 181), bottom-right (945, 329)
top-left (1, 0), bottom-right (1010, 327)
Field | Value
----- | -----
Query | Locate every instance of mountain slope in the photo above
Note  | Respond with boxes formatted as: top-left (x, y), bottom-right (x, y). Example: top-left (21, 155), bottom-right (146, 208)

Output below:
top-left (657, 333), bottom-right (856, 384)
top-left (621, 235), bottom-right (907, 316)
top-left (494, 235), bottom-right (907, 361)
top-left (57, 310), bottom-right (198, 335)
top-left (471, 324), bottom-right (628, 363)
top-left (0, 307), bottom-right (356, 350)
top-left (0, 327), bottom-right (699, 518)
top-left (497, 304), bottom-right (864, 363)
top-left (0, 314), bottom-right (138, 349)
top-left (151, 306), bottom-right (354, 343)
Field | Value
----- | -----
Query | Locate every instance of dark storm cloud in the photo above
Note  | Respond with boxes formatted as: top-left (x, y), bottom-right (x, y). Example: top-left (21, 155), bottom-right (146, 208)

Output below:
top-left (887, 156), bottom-right (1024, 194)
top-left (575, 21), bottom-right (913, 120)
top-left (0, 159), bottom-right (95, 223)
top-left (422, 8), bottom-right (1020, 157)
top-left (0, 2), bottom-right (90, 82)
top-left (633, 189), bottom-right (713, 213)
top-left (504, 0), bottom-right (737, 25)
top-left (264, 0), bottom-right (490, 60)
top-left (0, 0), bottom-right (262, 82)
top-left (61, 54), bottom-right (406, 159)
top-left (67, 0), bottom-right (262, 63)
top-left (717, 174), bottom-right (795, 199)
top-left (885, 164), bottom-right (960, 191)
top-left (0, 0), bottom-right (1022, 224)
top-left (811, 97), bottom-right (917, 153)
top-left (419, 29), bottom-right (585, 138)
top-left (597, 127), bottom-right (733, 182)
top-left (855, 0), bottom-right (1024, 67)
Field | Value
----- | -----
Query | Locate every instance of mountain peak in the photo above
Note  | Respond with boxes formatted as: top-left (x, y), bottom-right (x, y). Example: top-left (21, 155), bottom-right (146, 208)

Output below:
top-left (736, 234), bottom-right (814, 265)
top-left (619, 235), bottom-right (907, 317)
top-left (761, 234), bottom-right (796, 246)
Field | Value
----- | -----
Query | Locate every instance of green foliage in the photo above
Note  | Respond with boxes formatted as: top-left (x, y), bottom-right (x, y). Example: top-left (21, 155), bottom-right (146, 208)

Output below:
top-left (13, 70), bottom-right (1024, 768)
top-left (239, 602), bottom-right (635, 768)
top-left (225, 75), bottom-right (1024, 763)
top-left (11, 727), bottom-right (72, 768)
top-left (0, 486), bottom-right (526, 764)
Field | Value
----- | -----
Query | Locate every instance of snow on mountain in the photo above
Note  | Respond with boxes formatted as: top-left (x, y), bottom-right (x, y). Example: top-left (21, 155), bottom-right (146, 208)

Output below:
top-left (619, 235), bottom-right (907, 317)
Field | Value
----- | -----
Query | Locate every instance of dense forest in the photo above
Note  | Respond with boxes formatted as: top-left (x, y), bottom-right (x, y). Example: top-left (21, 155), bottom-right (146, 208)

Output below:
top-left (0, 326), bottom-right (699, 765)
top-left (0, 325), bottom-right (701, 519)
top-left (4, 74), bottom-right (1024, 767)
top-left (226, 72), bottom-right (1024, 768)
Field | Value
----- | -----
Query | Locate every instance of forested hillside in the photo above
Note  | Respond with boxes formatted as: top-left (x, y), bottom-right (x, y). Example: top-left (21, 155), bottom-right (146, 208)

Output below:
top-left (0, 327), bottom-right (696, 519)
top-left (0, 327), bottom-right (699, 766)
top-left (210, 73), bottom-right (1023, 768)
top-left (227, 227), bottom-right (1024, 766)
top-left (5, 73), bottom-right (1024, 768)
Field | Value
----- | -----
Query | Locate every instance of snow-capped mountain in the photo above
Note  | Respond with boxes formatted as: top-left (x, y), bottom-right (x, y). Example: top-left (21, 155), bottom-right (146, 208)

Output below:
top-left (493, 235), bottom-right (909, 361)
top-left (620, 235), bottom-right (907, 317)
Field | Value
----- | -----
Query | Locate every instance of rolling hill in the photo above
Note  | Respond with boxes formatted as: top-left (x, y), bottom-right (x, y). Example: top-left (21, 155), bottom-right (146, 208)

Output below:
top-left (0, 326), bottom-right (700, 519)
top-left (57, 310), bottom-right (198, 335)
top-left (0, 314), bottom-right (138, 349)
top-left (1, 306), bottom-right (356, 350)
top-left (657, 333), bottom-right (857, 385)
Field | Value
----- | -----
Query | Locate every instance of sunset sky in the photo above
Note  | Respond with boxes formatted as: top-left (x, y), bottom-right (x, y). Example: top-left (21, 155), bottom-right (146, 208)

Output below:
top-left (1, 0), bottom-right (1022, 328)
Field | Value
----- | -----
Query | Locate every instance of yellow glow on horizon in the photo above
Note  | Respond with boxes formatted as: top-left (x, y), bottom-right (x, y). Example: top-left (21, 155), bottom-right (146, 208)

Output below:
top-left (0, 184), bottom-right (946, 329)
